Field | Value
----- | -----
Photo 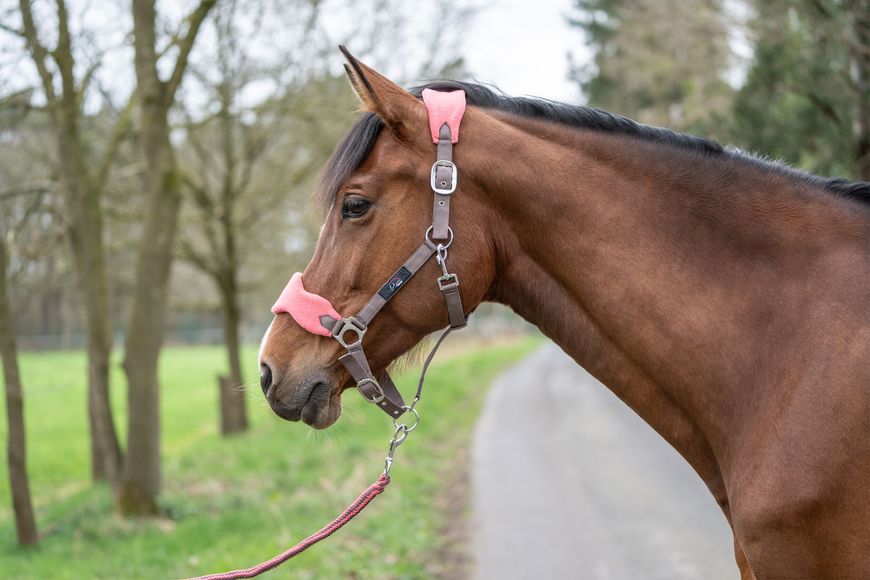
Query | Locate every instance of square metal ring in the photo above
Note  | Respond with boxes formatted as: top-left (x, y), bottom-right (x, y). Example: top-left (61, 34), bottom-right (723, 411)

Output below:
top-left (332, 317), bottom-right (367, 348)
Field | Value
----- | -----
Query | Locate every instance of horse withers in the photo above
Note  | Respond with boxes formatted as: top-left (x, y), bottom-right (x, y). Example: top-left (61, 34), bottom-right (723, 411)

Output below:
top-left (258, 48), bottom-right (870, 579)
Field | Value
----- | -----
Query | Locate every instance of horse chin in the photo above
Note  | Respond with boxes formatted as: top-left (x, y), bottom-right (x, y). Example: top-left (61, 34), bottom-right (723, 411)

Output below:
top-left (301, 395), bottom-right (342, 430)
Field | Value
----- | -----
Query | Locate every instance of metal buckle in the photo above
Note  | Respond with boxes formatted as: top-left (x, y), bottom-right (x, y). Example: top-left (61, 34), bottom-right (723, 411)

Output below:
top-left (357, 378), bottom-right (385, 404)
top-left (332, 317), bottom-right (367, 348)
top-left (430, 160), bottom-right (457, 194)
top-left (438, 273), bottom-right (459, 290)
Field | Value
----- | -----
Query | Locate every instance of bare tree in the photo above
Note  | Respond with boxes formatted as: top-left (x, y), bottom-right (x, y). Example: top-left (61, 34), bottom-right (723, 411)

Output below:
top-left (0, 161), bottom-right (46, 546)
top-left (12, 0), bottom-right (128, 484)
top-left (118, 0), bottom-right (216, 515)
top-left (176, 0), bottom-right (331, 435)
top-left (0, 232), bottom-right (38, 546)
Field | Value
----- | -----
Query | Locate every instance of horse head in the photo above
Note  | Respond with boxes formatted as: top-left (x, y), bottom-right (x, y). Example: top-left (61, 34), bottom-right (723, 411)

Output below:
top-left (258, 49), bottom-right (496, 428)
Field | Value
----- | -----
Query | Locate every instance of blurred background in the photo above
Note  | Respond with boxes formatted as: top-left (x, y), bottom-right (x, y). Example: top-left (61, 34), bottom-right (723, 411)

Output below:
top-left (0, 0), bottom-right (866, 578)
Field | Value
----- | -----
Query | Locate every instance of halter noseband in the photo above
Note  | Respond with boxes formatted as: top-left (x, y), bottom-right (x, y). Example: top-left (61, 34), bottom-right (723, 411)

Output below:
top-left (271, 89), bottom-right (468, 418)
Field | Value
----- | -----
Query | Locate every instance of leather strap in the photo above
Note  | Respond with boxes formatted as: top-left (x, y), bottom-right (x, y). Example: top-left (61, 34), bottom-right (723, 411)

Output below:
top-left (338, 344), bottom-right (406, 417)
top-left (309, 90), bottom-right (468, 418)
top-left (357, 239), bottom-right (437, 327)
top-left (439, 280), bottom-right (466, 329)
top-left (431, 123), bottom-right (454, 240)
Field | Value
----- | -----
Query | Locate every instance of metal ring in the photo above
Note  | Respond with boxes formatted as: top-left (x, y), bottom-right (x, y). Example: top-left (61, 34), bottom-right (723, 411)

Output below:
top-left (425, 226), bottom-right (453, 248)
top-left (394, 406), bottom-right (420, 432)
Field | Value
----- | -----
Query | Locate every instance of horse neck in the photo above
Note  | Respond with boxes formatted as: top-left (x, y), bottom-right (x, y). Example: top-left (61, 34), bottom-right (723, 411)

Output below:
top-left (463, 109), bottom-right (865, 469)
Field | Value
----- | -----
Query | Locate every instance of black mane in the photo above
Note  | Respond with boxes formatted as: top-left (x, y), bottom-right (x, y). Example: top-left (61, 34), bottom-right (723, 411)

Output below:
top-left (315, 80), bottom-right (870, 209)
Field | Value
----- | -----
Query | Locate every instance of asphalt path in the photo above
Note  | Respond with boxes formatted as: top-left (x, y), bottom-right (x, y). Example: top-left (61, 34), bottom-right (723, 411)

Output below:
top-left (472, 343), bottom-right (738, 580)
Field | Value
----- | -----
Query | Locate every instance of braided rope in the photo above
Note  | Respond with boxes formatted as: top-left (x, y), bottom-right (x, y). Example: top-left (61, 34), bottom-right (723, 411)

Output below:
top-left (186, 475), bottom-right (390, 580)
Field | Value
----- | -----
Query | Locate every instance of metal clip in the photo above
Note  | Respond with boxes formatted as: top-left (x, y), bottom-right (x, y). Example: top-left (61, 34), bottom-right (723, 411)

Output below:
top-left (383, 407), bottom-right (420, 476)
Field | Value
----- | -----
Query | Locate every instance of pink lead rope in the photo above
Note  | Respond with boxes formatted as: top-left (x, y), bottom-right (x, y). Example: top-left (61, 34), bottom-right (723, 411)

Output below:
top-left (185, 476), bottom-right (389, 580)
top-left (187, 88), bottom-right (467, 579)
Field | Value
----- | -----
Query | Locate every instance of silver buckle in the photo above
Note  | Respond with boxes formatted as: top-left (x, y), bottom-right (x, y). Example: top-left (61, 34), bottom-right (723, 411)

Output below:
top-left (437, 273), bottom-right (459, 290)
top-left (357, 378), bottom-right (385, 404)
top-left (332, 317), bottom-right (367, 348)
top-left (430, 160), bottom-right (457, 194)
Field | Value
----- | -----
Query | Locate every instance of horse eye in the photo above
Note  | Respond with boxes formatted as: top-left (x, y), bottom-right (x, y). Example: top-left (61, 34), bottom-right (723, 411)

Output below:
top-left (341, 196), bottom-right (371, 219)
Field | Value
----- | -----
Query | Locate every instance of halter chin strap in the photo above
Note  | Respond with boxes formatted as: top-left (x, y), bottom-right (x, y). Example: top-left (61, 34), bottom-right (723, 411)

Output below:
top-left (271, 89), bottom-right (468, 418)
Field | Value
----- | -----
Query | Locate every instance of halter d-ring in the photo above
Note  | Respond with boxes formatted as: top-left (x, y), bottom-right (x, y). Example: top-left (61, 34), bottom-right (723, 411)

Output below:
top-left (425, 225), bottom-right (453, 248)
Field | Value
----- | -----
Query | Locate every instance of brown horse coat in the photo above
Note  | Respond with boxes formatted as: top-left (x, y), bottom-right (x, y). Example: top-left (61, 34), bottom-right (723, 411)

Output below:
top-left (259, 51), bottom-right (870, 579)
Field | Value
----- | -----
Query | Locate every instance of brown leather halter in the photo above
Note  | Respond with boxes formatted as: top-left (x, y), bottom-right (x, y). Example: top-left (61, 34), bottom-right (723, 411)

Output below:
top-left (320, 117), bottom-right (468, 418)
top-left (268, 88), bottom-right (470, 417)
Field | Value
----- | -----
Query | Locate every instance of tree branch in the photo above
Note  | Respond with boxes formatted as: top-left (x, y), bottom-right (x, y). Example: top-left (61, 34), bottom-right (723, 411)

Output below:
top-left (18, 0), bottom-right (58, 109)
top-left (164, 0), bottom-right (217, 103)
top-left (93, 94), bottom-right (136, 194)
top-left (806, 91), bottom-right (844, 126)
top-left (0, 181), bottom-right (55, 202)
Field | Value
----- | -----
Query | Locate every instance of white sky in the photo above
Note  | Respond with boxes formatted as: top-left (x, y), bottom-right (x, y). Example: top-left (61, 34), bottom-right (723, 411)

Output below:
top-left (0, 0), bottom-right (588, 112)
top-left (464, 0), bottom-right (584, 103)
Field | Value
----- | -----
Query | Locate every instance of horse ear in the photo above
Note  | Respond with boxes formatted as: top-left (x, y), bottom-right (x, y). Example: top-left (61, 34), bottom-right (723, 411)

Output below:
top-left (339, 46), bottom-right (426, 141)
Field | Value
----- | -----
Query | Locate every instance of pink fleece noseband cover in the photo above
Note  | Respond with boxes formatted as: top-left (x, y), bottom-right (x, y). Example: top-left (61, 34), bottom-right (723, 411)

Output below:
top-left (272, 273), bottom-right (341, 336)
top-left (272, 89), bottom-right (466, 336)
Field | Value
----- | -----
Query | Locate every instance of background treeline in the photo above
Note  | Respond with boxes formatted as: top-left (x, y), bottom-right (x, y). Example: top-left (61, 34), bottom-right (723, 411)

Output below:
top-left (569, 0), bottom-right (869, 181)
top-left (0, 0), bottom-right (866, 550)
top-left (0, 0), bottom-right (472, 534)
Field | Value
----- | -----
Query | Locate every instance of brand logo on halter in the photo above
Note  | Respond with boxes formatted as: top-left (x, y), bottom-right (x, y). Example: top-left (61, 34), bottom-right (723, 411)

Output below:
top-left (377, 266), bottom-right (412, 301)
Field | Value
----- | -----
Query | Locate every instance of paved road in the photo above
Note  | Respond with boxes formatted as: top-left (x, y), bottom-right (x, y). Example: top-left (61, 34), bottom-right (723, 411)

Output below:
top-left (472, 343), bottom-right (738, 580)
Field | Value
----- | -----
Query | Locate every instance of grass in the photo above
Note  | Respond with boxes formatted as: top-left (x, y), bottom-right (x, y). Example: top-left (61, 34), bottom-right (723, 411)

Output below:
top-left (0, 335), bottom-right (539, 579)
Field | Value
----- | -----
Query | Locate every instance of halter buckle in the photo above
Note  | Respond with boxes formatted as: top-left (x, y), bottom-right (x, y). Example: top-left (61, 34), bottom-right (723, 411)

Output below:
top-left (430, 160), bottom-right (457, 194)
top-left (332, 317), bottom-right (368, 348)
top-left (357, 378), bottom-right (385, 404)
top-left (437, 273), bottom-right (459, 290)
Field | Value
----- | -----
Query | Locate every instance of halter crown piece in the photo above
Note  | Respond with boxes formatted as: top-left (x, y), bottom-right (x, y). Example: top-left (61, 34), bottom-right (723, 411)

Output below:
top-left (271, 89), bottom-right (468, 418)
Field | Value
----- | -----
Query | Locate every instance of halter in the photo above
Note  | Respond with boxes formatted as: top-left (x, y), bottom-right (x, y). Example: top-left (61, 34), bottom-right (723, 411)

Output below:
top-left (272, 88), bottom-right (468, 418)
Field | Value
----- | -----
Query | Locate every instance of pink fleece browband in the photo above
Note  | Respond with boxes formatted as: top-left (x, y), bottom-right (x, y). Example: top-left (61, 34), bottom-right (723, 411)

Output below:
top-left (422, 88), bottom-right (465, 144)
top-left (272, 90), bottom-right (466, 337)
top-left (272, 273), bottom-right (341, 336)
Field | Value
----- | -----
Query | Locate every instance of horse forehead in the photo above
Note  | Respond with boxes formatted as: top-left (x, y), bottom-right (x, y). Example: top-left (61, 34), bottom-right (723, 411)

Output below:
top-left (353, 132), bottom-right (424, 180)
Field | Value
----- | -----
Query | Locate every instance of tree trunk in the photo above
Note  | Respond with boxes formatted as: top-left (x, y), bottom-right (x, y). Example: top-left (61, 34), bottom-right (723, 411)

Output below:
top-left (117, 110), bottom-right (177, 516)
top-left (117, 0), bottom-right (215, 516)
top-left (215, 79), bottom-right (248, 436)
top-left (0, 235), bottom-right (39, 546)
top-left (852, 1), bottom-right (870, 181)
top-left (20, 0), bottom-right (123, 486)
top-left (60, 137), bottom-right (123, 485)
top-left (218, 282), bottom-right (247, 435)
top-left (71, 191), bottom-right (123, 484)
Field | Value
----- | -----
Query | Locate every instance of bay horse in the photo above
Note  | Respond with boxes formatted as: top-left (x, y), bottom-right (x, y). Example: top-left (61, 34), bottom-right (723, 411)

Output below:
top-left (258, 48), bottom-right (870, 579)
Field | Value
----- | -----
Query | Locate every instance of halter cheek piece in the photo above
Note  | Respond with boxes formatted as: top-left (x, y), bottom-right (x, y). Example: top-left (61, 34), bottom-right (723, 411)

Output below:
top-left (271, 89), bottom-right (468, 418)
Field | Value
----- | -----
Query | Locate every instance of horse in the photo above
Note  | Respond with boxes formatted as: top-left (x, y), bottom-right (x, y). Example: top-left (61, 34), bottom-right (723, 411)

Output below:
top-left (258, 48), bottom-right (870, 579)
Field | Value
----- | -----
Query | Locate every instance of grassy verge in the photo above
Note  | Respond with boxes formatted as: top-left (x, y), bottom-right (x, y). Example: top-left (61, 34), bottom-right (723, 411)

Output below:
top-left (0, 336), bottom-right (538, 579)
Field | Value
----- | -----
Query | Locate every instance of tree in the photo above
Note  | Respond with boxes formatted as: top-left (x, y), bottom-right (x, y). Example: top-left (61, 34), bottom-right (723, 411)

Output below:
top-left (727, 0), bottom-right (864, 179)
top-left (568, 0), bottom-right (735, 133)
top-left (0, 219), bottom-right (39, 547)
top-left (13, 0), bottom-right (127, 484)
top-left (852, 1), bottom-right (870, 180)
top-left (175, 0), bottom-right (474, 436)
top-left (118, 0), bottom-right (216, 515)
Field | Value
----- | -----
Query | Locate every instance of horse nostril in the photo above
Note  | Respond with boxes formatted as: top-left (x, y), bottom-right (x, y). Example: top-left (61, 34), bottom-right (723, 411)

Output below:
top-left (260, 363), bottom-right (273, 395)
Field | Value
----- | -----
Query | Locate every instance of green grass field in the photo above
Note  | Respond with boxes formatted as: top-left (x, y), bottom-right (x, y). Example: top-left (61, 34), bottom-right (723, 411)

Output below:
top-left (0, 336), bottom-right (538, 579)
